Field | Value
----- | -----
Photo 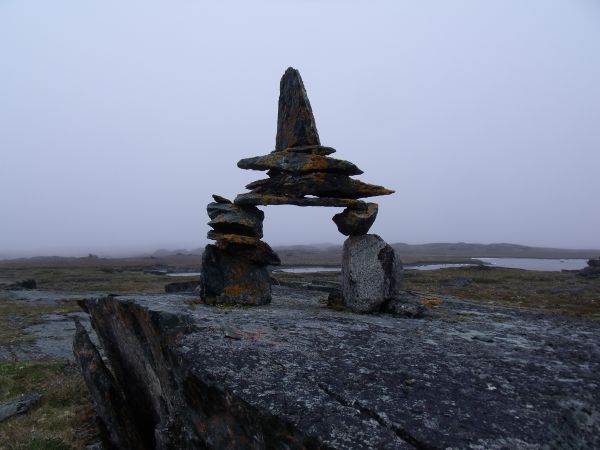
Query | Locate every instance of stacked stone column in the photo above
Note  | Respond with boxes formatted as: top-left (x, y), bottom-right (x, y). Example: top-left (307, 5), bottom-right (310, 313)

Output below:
top-left (200, 67), bottom-right (400, 310)
top-left (201, 195), bottom-right (279, 305)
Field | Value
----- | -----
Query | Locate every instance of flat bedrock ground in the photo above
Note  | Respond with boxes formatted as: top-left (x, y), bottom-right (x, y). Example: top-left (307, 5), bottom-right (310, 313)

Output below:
top-left (81, 286), bottom-right (600, 449)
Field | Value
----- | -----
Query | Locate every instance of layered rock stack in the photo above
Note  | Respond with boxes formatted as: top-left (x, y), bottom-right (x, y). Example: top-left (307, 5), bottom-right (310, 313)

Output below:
top-left (201, 195), bottom-right (280, 305)
top-left (201, 67), bottom-right (398, 309)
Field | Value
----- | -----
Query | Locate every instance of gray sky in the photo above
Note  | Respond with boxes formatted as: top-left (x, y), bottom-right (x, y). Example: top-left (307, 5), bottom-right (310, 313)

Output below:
top-left (1, 0), bottom-right (599, 257)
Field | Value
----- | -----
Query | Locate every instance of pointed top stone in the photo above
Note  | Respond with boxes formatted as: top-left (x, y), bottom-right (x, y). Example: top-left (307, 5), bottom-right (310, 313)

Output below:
top-left (275, 67), bottom-right (321, 151)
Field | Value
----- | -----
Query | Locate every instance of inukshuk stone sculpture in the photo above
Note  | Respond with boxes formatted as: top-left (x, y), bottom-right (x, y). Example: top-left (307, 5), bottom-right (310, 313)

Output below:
top-left (202, 67), bottom-right (398, 311)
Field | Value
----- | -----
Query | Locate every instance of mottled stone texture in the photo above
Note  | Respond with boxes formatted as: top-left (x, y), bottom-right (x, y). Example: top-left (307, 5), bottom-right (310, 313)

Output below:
top-left (235, 68), bottom-right (393, 221)
top-left (333, 203), bottom-right (379, 236)
top-left (201, 244), bottom-right (272, 305)
top-left (246, 173), bottom-right (392, 199)
top-left (342, 234), bottom-right (399, 312)
top-left (238, 151), bottom-right (363, 176)
top-left (275, 67), bottom-right (321, 151)
top-left (76, 289), bottom-right (600, 449)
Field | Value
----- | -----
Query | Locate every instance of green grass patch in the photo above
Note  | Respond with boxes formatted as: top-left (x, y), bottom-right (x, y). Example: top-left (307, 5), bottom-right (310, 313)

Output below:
top-left (0, 361), bottom-right (90, 450)
top-left (404, 267), bottom-right (600, 319)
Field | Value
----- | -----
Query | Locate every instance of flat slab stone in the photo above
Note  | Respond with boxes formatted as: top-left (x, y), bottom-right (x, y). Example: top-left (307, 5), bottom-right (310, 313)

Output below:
top-left (80, 287), bottom-right (600, 449)
top-left (237, 151), bottom-right (363, 176)
top-left (273, 145), bottom-right (336, 156)
top-left (234, 192), bottom-right (367, 209)
top-left (246, 173), bottom-right (394, 199)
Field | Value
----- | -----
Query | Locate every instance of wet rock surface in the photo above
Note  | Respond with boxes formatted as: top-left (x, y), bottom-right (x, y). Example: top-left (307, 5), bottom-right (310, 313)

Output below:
top-left (77, 286), bottom-right (600, 449)
top-left (342, 234), bottom-right (399, 312)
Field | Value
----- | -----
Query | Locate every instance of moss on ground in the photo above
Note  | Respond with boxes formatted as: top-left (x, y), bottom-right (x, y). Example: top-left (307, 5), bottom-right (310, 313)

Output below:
top-left (403, 266), bottom-right (600, 320)
top-left (0, 361), bottom-right (92, 450)
top-left (0, 267), bottom-right (197, 294)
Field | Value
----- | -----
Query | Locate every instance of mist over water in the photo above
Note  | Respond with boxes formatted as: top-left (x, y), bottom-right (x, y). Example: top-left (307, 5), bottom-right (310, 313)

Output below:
top-left (1, 1), bottom-right (599, 257)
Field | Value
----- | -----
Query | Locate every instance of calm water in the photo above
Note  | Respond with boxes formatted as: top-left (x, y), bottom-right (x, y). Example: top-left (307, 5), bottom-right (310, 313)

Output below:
top-left (171, 258), bottom-right (588, 276)
top-left (167, 272), bottom-right (201, 277)
top-left (407, 263), bottom-right (476, 271)
top-left (476, 258), bottom-right (587, 272)
top-left (275, 258), bottom-right (588, 273)
top-left (273, 267), bottom-right (340, 273)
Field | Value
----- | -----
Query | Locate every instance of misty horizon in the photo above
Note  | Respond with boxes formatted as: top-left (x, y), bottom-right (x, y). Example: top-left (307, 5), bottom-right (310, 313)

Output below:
top-left (2, 1), bottom-right (599, 257)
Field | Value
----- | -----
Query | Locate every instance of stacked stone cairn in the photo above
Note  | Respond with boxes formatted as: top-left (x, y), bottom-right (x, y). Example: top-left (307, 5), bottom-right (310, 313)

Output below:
top-left (201, 67), bottom-right (399, 312)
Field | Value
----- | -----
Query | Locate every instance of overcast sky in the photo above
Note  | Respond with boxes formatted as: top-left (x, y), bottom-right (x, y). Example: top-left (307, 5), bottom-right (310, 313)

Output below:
top-left (1, 1), bottom-right (599, 257)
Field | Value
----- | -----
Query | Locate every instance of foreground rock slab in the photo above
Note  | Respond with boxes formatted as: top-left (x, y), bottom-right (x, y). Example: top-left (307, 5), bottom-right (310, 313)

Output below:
top-left (78, 287), bottom-right (600, 449)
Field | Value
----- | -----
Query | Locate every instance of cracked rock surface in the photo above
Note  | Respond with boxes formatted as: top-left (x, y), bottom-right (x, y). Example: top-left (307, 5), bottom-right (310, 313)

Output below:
top-left (77, 286), bottom-right (600, 449)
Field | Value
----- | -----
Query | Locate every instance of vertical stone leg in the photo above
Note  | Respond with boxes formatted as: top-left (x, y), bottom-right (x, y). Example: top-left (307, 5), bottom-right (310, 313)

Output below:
top-left (341, 234), bottom-right (400, 313)
top-left (200, 244), bottom-right (276, 306)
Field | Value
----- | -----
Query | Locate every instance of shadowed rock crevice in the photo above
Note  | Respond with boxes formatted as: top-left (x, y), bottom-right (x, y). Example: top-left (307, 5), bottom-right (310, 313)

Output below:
top-left (315, 383), bottom-right (434, 450)
top-left (76, 295), bottom-right (340, 449)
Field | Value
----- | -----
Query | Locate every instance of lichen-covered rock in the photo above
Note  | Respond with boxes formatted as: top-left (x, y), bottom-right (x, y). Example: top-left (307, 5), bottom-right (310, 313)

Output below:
top-left (207, 202), bottom-right (264, 238)
top-left (275, 67), bottom-right (321, 151)
top-left (246, 173), bottom-right (393, 199)
top-left (76, 287), bottom-right (600, 449)
top-left (237, 151), bottom-right (363, 176)
top-left (201, 244), bottom-right (271, 305)
top-left (206, 231), bottom-right (261, 246)
top-left (342, 234), bottom-right (399, 312)
top-left (333, 203), bottom-right (379, 236)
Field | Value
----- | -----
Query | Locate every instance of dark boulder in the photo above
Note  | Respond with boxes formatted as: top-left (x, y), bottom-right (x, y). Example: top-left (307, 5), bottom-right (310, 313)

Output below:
top-left (275, 67), bottom-right (321, 151)
top-left (201, 244), bottom-right (272, 305)
top-left (333, 203), bottom-right (379, 236)
top-left (217, 240), bottom-right (281, 266)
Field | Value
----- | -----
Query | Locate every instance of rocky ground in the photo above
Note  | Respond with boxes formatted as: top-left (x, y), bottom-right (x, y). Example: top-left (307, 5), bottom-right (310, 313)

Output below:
top-left (1, 263), bottom-right (599, 449)
top-left (78, 285), bottom-right (600, 449)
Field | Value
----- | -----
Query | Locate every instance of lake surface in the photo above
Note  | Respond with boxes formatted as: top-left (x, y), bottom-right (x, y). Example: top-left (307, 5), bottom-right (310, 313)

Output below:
top-left (273, 267), bottom-right (341, 273)
top-left (167, 272), bottom-right (201, 277)
top-left (275, 258), bottom-right (588, 273)
top-left (170, 258), bottom-right (588, 276)
top-left (476, 258), bottom-right (588, 272)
